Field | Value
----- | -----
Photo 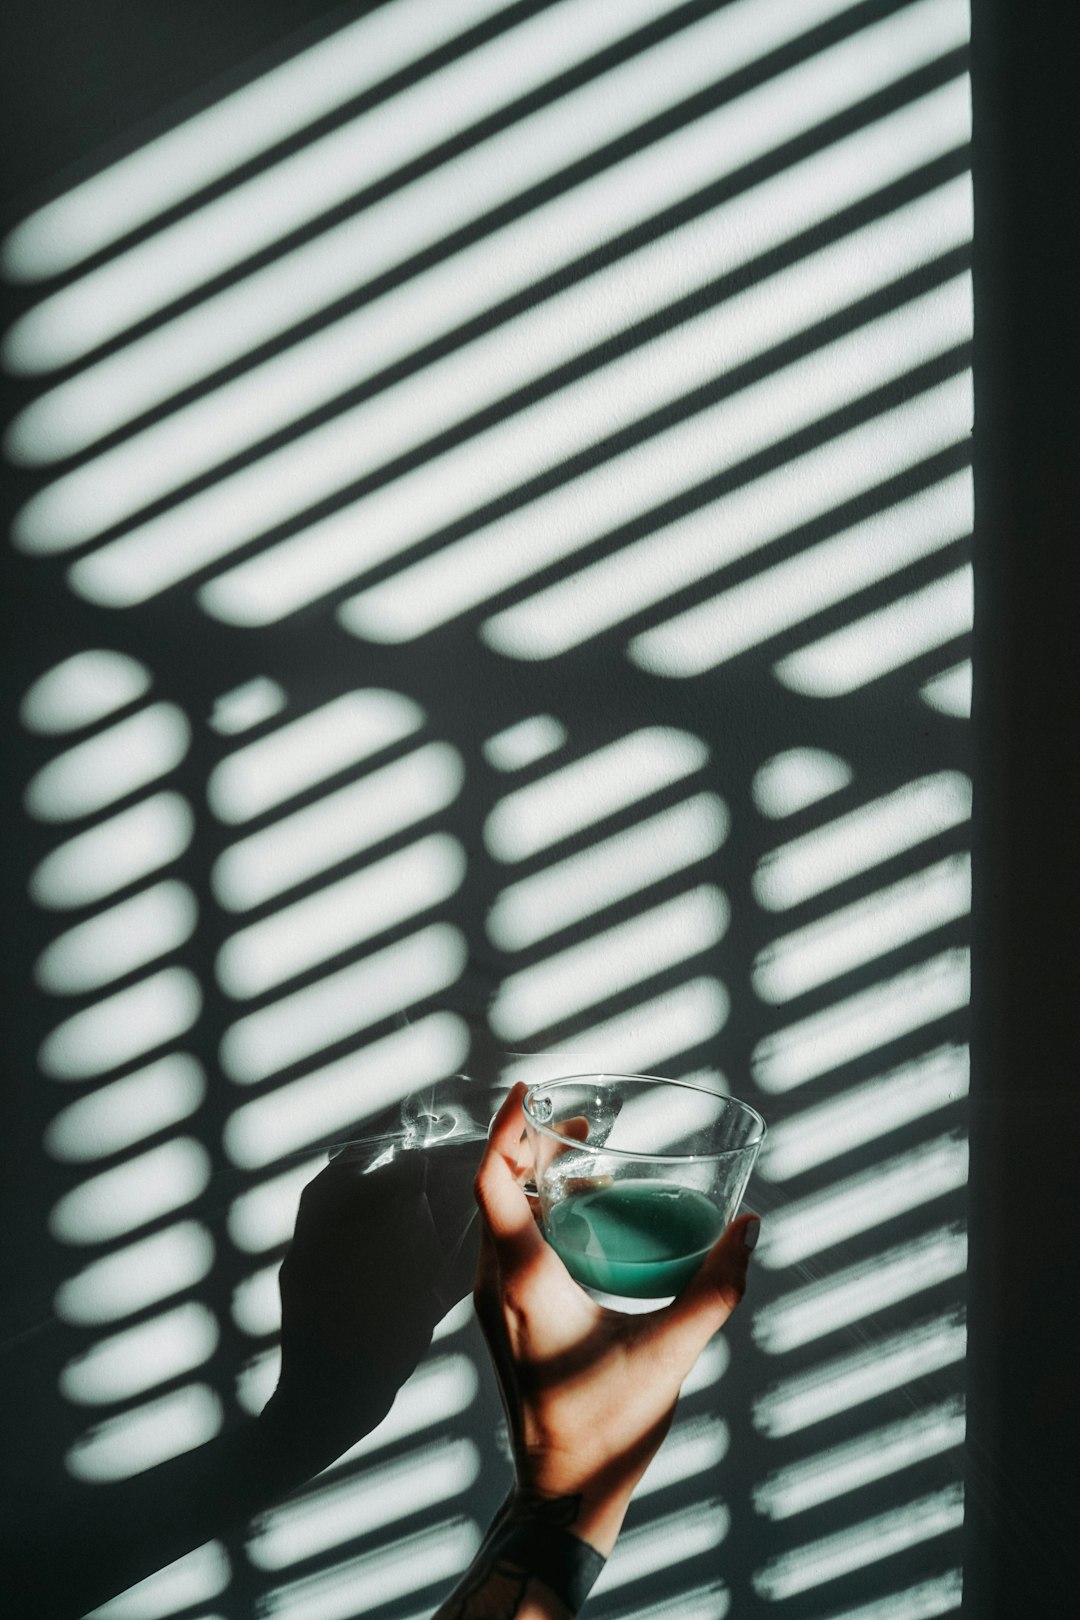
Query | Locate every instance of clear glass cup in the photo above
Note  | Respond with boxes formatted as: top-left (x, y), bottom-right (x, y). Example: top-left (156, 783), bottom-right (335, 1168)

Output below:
top-left (522, 1073), bottom-right (765, 1308)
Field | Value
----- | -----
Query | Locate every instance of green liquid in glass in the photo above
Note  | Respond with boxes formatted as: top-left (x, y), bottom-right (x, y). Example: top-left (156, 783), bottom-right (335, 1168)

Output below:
top-left (545, 1181), bottom-right (723, 1298)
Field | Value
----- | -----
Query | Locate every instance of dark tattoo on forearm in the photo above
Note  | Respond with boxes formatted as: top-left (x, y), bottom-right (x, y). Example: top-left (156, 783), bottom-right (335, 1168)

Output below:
top-left (442, 1495), bottom-right (606, 1617)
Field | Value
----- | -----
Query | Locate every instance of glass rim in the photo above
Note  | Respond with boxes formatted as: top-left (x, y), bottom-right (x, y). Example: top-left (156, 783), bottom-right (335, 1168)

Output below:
top-left (522, 1071), bottom-right (766, 1164)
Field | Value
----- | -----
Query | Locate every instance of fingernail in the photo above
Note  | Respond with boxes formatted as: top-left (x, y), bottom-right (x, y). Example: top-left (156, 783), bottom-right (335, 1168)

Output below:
top-left (743, 1217), bottom-right (760, 1252)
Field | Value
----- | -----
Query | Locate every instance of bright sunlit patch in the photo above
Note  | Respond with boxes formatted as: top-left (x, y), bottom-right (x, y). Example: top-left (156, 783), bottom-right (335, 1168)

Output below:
top-left (223, 1011), bottom-right (470, 1168)
top-left (753, 949), bottom-right (970, 1091)
top-left (752, 1485), bottom-right (964, 1601)
top-left (753, 854), bottom-right (970, 1003)
top-left (86, 1540), bottom-right (229, 1620)
top-left (482, 715), bottom-right (568, 773)
top-left (753, 1225), bottom-right (968, 1353)
top-left (65, 1383), bottom-right (223, 1483)
top-left (35, 880), bottom-right (198, 995)
top-left (484, 729), bottom-right (708, 862)
top-left (753, 1399), bottom-right (966, 1519)
top-left (261, 1518), bottom-right (480, 1620)
top-left (55, 1221), bottom-right (215, 1326)
top-left (24, 704), bottom-right (191, 823)
top-left (819, 1569), bottom-right (963, 1620)
top-left (756, 1134), bottom-right (968, 1269)
top-left (338, 276), bottom-right (971, 647)
top-left (752, 749), bottom-right (853, 819)
top-left (489, 887), bottom-right (728, 1040)
top-left (921, 661), bottom-right (972, 719)
top-left (215, 835), bottom-right (466, 998)
top-left (227, 1156), bottom-right (326, 1254)
top-left (219, 923), bottom-right (468, 1082)
top-left (774, 566), bottom-right (973, 696)
top-left (635, 1416), bottom-right (729, 1499)
top-left (60, 1302), bottom-right (219, 1406)
top-left (607, 1583), bottom-right (730, 1620)
top-left (758, 1045), bottom-right (969, 1179)
top-left (249, 1439), bottom-right (480, 1570)
top-left (682, 1338), bottom-right (730, 1397)
top-left (488, 794), bottom-right (728, 949)
top-left (329, 1355), bottom-right (481, 1469)
top-left (232, 1262), bottom-right (281, 1338)
top-left (499, 978), bottom-right (729, 1094)
top-left (20, 651), bottom-right (150, 735)
top-left (0, 0), bottom-right (507, 283)
top-left (212, 742), bottom-right (464, 912)
top-left (207, 691), bottom-right (423, 824)
top-left (28, 792), bottom-right (195, 911)
top-left (44, 1052), bottom-right (206, 1162)
top-left (235, 1348), bottom-right (281, 1417)
top-left (752, 1312), bottom-right (966, 1437)
top-left (208, 677), bottom-right (286, 736)
top-left (594, 1500), bottom-right (730, 1596)
top-left (49, 1138), bottom-right (212, 1246)
top-left (752, 772), bottom-right (972, 911)
top-left (38, 967), bottom-right (202, 1081)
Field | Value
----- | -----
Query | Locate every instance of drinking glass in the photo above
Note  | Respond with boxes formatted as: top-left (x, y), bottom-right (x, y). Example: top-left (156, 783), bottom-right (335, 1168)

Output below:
top-left (522, 1073), bottom-right (765, 1308)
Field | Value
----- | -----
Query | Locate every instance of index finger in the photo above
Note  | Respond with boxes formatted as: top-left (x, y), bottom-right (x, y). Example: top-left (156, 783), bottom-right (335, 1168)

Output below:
top-left (474, 1083), bottom-right (545, 1270)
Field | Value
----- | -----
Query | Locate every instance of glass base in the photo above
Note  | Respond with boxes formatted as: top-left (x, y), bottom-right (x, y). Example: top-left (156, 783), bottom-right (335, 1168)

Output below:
top-left (584, 1286), bottom-right (675, 1314)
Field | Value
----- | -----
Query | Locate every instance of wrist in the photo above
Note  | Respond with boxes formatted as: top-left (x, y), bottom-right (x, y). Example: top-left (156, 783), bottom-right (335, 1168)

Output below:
top-left (489, 1494), bottom-right (609, 1615)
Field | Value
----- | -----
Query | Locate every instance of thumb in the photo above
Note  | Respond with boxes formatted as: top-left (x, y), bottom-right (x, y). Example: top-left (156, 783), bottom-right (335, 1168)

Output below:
top-left (648, 1212), bottom-right (760, 1368)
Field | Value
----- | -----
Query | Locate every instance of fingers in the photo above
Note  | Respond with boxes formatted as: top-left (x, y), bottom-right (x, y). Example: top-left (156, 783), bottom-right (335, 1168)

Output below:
top-left (648, 1213), bottom-right (760, 1368)
top-left (474, 1084), bottom-right (545, 1270)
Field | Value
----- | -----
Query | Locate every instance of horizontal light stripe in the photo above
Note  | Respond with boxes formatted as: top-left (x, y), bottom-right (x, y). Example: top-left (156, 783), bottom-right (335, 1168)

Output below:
top-left (220, 923), bottom-right (468, 1082)
top-left (488, 794), bottom-right (728, 948)
top-left (249, 1439), bottom-right (480, 1569)
top-left (231, 1263), bottom-right (281, 1339)
top-left (499, 979), bottom-right (729, 1094)
top-left (55, 1222), bottom-right (215, 1327)
top-left (38, 968), bottom-right (202, 1082)
top-left (262, 1518), bottom-right (480, 1620)
top-left (818, 1569), bottom-right (963, 1620)
top-left (235, 1348), bottom-right (281, 1418)
top-left (35, 881), bottom-right (198, 995)
top-left (44, 1052), bottom-right (206, 1162)
top-left (485, 728), bottom-right (707, 862)
top-left (594, 1500), bottom-right (730, 1596)
top-left (631, 448), bottom-right (972, 678)
top-left (605, 1583), bottom-right (730, 1620)
top-left (223, 1012), bottom-right (470, 1168)
top-left (921, 660), bottom-right (972, 718)
top-left (209, 676), bottom-right (286, 736)
top-left (753, 1225), bottom-right (967, 1352)
top-left (20, 651), bottom-right (149, 735)
top-left (753, 1312), bottom-right (966, 1437)
top-left (635, 1416), bottom-right (730, 1498)
top-left (207, 690), bottom-right (423, 824)
top-left (756, 1133), bottom-right (968, 1269)
top-left (682, 1338), bottom-right (730, 1397)
top-left (753, 1399), bottom-right (966, 1519)
top-left (759, 1044), bottom-right (969, 1179)
top-left (752, 1486), bottom-right (964, 1601)
top-left (60, 1302), bottom-right (219, 1406)
top-left (29, 793), bottom-right (194, 911)
top-left (753, 771), bottom-right (972, 911)
top-left (49, 1138), bottom-right (212, 1246)
top-left (490, 887), bottom-right (728, 1040)
top-left (482, 714), bottom-right (567, 772)
top-left (753, 854), bottom-right (970, 1003)
top-left (1, 0), bottom-right (506, 280)
top-left (24, 704), bottom-right (190, 823)
top-left (216, 835), bottom-right (466, 998)
top-left (337, 276), bottom-right (971, 645)
top-left (775, 563), bottom-right (972, 695)
top-left (86, 1541), bottom-right (230, 1620)
top-left (753, 948), bottom-right (970, 1091)
top-left (65, 1384), bottom-right (223, 1483)
top-left (227, 1156), bottom-right (327, 1254)
top-left (328, 1355), bottom-right (481, 1469)
top-left (753, 748), bottom-right (853, 819)
top-left (213, 742), bottom-right (464, 911)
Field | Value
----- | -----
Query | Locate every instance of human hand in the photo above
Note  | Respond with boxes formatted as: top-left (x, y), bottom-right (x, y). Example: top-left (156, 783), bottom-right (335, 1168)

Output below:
top-left (264, 1136), bottom-right (480, 1470)
top-left (473, 1083), bottom-right (759, 1556)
